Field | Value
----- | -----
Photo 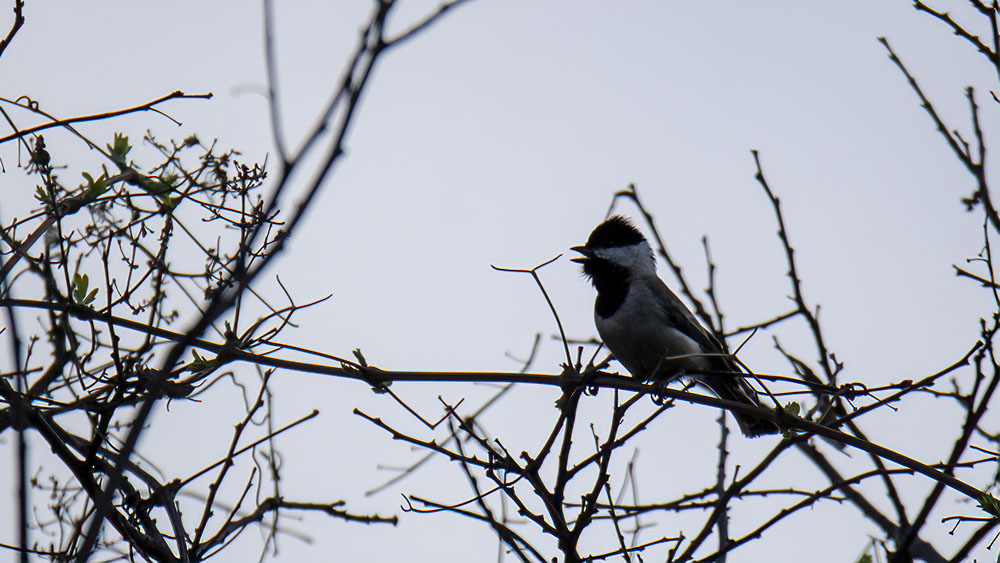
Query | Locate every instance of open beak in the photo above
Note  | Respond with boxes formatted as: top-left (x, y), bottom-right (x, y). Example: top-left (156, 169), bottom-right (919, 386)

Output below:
top-left (569, 245), bottom-right (592, 263)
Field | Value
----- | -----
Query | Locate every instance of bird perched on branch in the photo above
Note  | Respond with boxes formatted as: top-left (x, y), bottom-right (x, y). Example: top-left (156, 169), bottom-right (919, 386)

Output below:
top-left (571, 215), bottom-right (779, 438)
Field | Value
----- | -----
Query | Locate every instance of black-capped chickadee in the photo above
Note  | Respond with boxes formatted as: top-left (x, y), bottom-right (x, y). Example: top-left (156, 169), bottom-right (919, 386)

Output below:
top-left (571, 215), bottom-right (779, 438)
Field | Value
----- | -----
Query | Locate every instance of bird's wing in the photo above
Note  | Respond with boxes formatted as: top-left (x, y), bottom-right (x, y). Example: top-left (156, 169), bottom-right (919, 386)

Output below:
top-left (644, 276), bottom-right (741, 372)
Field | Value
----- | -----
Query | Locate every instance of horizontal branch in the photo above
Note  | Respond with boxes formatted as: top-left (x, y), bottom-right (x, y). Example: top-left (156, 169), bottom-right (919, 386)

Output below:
top-left (0, 297), bottom-right (988, 508)
top-left (0, 91), bottom-right (212, 145)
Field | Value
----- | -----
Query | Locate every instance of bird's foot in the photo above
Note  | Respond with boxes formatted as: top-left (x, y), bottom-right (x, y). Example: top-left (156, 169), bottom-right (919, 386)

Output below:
top-left (650, 377), bottom-right (674, 405)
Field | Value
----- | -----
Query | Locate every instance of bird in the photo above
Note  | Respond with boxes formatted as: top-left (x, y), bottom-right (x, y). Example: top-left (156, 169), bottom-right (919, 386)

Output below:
top-left (571, 215), bottom-right (779, 438)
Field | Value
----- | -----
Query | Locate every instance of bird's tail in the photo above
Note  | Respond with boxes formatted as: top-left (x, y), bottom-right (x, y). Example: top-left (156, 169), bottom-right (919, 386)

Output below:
top-left (699, 375), bottom-right (780, 438)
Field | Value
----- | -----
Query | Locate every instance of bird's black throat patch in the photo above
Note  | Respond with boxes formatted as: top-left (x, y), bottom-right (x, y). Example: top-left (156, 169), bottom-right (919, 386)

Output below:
top-left (580, 257), bottom-right (630, 318)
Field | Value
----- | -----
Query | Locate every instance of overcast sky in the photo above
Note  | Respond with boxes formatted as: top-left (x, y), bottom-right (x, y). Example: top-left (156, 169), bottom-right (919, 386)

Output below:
top-left (2, 1), bottom-right (999, 561)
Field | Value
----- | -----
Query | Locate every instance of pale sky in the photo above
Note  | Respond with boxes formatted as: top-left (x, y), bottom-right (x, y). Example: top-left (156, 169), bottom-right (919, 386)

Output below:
top-left (2, 1), bottom-right (998, 561)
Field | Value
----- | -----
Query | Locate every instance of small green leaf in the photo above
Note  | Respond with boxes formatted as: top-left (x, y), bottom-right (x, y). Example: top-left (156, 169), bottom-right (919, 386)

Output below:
top-left (856, 555), bottom-right (872, 563)
top-left (34, 186), bottom-right (50, 206)
top-left (979, 493), bottom-right (1000, 517)
top-left (782, 402), bottom-right (801, 417)
top-left (72, 273), bottom-right (97, 305)
top-left (74, 273), bottom-right (88, 294)
top-left (352, 348), bottom-right (368, 368)
top-left (141, 178), bottom-right (171, 196)
top-left (187, 350), bottom-right (216, 374)
top-left (138, 176), bottom-right (180, 210)
top-left (779, 402), bottom-right (801, 439)
top-left (107, 133), bottom-right (131, 166)
top-left (82, 171), bottom-right (109, 199)
top-left (341, 349), bottom-right (391, 393)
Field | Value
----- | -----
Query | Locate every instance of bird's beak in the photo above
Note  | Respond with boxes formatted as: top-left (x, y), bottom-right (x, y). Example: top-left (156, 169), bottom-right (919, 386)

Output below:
top-left (569, 245), bottom-right (592, 263)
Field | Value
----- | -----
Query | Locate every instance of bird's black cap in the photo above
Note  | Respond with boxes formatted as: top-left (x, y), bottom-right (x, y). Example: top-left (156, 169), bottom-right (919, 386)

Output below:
top-left (582, 215), bottom-right (646, 249)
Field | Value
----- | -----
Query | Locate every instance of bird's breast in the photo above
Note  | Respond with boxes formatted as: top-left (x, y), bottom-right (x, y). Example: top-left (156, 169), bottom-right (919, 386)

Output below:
top-left (595, 292), bottom-right (708, 381)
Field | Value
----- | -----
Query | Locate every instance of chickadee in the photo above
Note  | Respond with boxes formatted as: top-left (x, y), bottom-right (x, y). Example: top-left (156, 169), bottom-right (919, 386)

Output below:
top-left (571, 215), bottom-right (778, 438)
